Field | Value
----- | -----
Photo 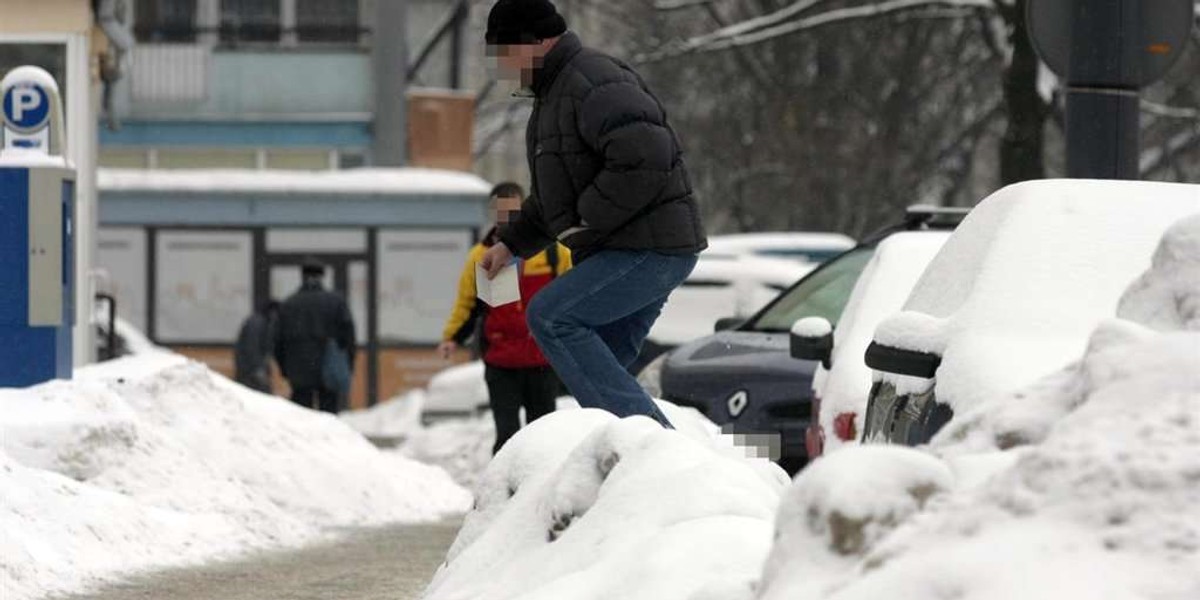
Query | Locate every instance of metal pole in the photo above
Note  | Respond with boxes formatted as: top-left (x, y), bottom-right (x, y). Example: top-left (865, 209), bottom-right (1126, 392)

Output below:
top-left (373, 0), bottom-right (409, 166)
top-left (449, 0), bottom-right (465, 89)
top-left (1064, 0), bottom-right (1140, 179)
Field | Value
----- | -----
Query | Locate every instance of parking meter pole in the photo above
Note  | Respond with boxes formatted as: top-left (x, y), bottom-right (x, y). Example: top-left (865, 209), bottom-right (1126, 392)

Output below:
top-left (0, 66), bottom-right (76, 387)
top-left (1066, 88), bottom-right (1140, 180)
top-left (1028, 0), bottom-right (1193, 181)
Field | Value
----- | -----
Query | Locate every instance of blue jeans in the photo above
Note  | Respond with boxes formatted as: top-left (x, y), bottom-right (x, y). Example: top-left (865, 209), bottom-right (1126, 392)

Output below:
top-left (526, 250), bottom-right (698, 428)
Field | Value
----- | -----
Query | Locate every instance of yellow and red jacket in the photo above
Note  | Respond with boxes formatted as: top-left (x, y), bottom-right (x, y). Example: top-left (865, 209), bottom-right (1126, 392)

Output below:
top-left (442, 231), bottom-right (572, 368)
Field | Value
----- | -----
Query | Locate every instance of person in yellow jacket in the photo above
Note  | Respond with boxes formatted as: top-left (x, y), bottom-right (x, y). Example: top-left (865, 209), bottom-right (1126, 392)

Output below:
top-left (439, 182), bottom-right (572, 453)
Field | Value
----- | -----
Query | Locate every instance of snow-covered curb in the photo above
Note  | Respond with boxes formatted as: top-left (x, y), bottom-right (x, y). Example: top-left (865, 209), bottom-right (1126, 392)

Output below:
top-left (2, 354), bottom-right (471, 600)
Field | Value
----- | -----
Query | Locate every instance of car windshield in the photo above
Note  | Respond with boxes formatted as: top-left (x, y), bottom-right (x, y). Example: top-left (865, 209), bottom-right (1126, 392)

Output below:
top-left (743, 247), bottom-right (875, 332)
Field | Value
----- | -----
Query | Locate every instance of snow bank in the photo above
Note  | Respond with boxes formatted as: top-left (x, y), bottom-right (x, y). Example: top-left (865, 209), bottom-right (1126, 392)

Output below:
top-left (423, 409), bottom-right (789, 600)
top-left (1117, 213), bottom-right (1200, 332)
top-left (760, 322), bottom-right (1200, 600)
top-left (757, 216), bottom-right (1200, 599)
top-left (1, 355), bottom-right (471, 600)
top-left (339, 388), bottom-right (427, 441)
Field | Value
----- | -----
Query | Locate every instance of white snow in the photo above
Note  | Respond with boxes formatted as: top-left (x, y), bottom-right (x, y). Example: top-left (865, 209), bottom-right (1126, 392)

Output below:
top-left (706, 232), bottom-right (855, 262)
top-left (1116, 213), bottom-right (1200, 332)
top-left (791, 316), bottom-right (833, 338)
top-left (1, 355), bottom-right (471, 600)
top-left (813, 231), bottom-right (951, 452)
top-left (756, 214), bottom-right (1200, 600)
top-left (422, 361), bottom-right (490, 418)
top-left (422, 409), bottom-right (790, 600)
top-left (650, 255), bottom-right (812, 346)
top-left (97, 167), bottom-right (491, 196)
top-left (874, 179), bottom-right (1200, 407)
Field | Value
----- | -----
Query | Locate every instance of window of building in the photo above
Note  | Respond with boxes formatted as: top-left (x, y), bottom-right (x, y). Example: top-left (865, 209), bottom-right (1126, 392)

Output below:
top-left (134, 0), bottom-right (198, 43)
top-left (100, 149), bottom-right (151, 169)
top-left (297, 0), bottom-right (361, 44)
top-left (220, 0), bottom-right (282, 44)
top-left (156, 148), bottom-right (258, 169)
top-left (265, 149), bottom-right (332, 170)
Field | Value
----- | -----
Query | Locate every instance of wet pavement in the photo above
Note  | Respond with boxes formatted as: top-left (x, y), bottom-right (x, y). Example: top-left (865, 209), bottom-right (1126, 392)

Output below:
top-left (59, 519), bottom-right (462, 600)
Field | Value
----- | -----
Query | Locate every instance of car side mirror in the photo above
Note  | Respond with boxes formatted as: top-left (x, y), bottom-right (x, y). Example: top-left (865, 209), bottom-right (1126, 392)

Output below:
top-left (714, 316), bottom-right (743, 332)
top-left (790, 317), bottom-right (833, 368)
top-left (864, 341), bottom-right (941, 378)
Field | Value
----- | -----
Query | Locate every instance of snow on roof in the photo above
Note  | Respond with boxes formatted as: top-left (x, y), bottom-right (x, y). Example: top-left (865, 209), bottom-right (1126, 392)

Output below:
top-left (706, 231), bottom-right (856, 252)
top-left (97, 167), bottom-right (492, 197)
top-left (874, 179), bottom-right (1200, 410)
top-left (814, 230), bottom-right (951, 452)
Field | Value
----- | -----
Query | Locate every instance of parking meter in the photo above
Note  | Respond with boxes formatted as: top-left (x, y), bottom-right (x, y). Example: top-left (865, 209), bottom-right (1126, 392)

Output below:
top-left (0, 66), bottom-right (75, 386)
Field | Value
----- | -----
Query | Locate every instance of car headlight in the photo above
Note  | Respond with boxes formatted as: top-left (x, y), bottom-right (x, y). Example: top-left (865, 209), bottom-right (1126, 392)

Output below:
top-left (636, 352), bottom-right (670, 398)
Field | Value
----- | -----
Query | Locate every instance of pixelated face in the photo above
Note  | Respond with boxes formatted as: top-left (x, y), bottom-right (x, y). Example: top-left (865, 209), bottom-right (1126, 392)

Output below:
top-left (493, 195), bottom-right (522, 224)
top-left (487, 42), bottom-right (549, 86)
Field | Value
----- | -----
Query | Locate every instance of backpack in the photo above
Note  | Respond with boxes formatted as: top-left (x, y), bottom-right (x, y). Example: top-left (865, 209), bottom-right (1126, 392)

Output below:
top-left (321, 338), bottom-right (351, 396)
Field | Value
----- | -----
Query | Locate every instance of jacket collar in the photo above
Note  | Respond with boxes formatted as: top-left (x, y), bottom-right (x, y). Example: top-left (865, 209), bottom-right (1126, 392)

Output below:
top-left (529, 32), bottom-right (582, 98)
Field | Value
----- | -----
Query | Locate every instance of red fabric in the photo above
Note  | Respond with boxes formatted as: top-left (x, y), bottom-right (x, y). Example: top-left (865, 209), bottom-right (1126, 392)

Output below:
top-left (483, 265), bottom-right (555, 369)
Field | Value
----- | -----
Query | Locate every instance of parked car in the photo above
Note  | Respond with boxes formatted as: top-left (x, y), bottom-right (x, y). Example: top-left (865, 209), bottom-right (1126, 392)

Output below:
top-left (790, 229), bottom-right (952, 459)
top-left (637, 254), bottom-right (813, 371)
top-left (861, 179), bottom-right (1200, 446)
top-left (640, 206), bottom-right (967, 472)
top-left (704, 232), bottom-right (855, 265)
top-left (420, 360), bottom-right (490, 424)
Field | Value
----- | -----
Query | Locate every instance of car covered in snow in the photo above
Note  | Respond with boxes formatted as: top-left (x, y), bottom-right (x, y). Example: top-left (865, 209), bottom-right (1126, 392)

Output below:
top-left (638, 254), bottom-right (813, 368)
top-left (641, 206), bottom-right (966, 471)
top-left (790, 229), bottom-right (952, 458)
top-left (421, 360), bottom-right (490, 424)
top-left (861, 179), bottom-right (1200, 446)
top-left (704, 232), bottom-right (855, 264)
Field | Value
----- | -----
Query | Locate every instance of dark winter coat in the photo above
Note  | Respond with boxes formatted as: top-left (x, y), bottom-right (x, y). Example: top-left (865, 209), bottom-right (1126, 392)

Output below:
top-left (234, 311), bottom-right (275, 393)
top-left (499, 32), bottom-right (707, 263)
top-left (273, 281), bottom-right (357, 391)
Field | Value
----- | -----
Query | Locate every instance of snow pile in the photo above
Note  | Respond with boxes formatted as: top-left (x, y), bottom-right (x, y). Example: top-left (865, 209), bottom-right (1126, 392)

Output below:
top-left (756, 213), bottom-right (1200, 599)
top-left (397, 414), bottom-right (497, 491)
top-left (759, 322), bottom-right (1200, 600)
top-left (1117, 213), bottom-right (1200, 332)
top-left (1, 355), bottom-right (471, 600)
top-left (423, 409), bottom-right (789, 600)
top-left (339, 388), bottom-right (427, 441)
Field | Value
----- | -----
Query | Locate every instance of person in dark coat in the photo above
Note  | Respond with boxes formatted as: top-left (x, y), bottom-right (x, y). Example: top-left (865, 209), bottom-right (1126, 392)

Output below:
top-left (274, 260), bottom-right (357, 413)
top-left (479, 0), bottom-right (707, 428)
top-left (234, 301), bottom-right (279, 393)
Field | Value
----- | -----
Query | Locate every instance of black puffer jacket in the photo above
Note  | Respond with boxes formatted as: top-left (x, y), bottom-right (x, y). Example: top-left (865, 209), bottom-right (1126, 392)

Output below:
top-left (274, 281), bottom-right (356, 391)
top-left (499, 32), bottom-right (706, 263)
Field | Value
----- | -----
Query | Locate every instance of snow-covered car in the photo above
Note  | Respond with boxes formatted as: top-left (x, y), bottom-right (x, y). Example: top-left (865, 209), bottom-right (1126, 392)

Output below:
top-left (632, 254), bottom-right (813, 374)
top-left (642, 206), bottom-right (966, 471)
top-left (861, 179), bottom-right (1200, 446)
top-left (704, 232), bottom-right (855, 265)
top-left (756, 214), bottom-right (1200, 600)
top-left (790, 229), bottom-right (952, 458)
top-left (421, 361), bottom-right (489, 424)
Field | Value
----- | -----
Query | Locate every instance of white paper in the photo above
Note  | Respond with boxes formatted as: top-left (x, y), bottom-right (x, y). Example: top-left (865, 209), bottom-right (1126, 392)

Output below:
top-left (477, 263), bottom-right (521, 307)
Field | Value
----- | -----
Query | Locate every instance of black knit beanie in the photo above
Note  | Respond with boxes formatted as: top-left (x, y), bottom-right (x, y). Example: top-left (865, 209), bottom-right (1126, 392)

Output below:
top-left (485, 0), bottom-right (568, 45)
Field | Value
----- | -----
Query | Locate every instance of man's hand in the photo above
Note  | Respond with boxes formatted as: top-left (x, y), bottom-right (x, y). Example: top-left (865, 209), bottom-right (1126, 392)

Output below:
top-left (437, 340), bottom-right (458, 360)
top-left (480, 242), bottom-right (514, 280)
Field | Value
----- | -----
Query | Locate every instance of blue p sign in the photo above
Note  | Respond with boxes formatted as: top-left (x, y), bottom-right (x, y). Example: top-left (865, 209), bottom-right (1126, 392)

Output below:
top-left (3, 84), bottom-right (50, 132)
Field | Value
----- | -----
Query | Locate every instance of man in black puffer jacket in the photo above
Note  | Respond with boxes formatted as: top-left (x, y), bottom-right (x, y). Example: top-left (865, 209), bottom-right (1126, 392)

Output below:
top-left (480, 0), bottom-right (706, 428)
